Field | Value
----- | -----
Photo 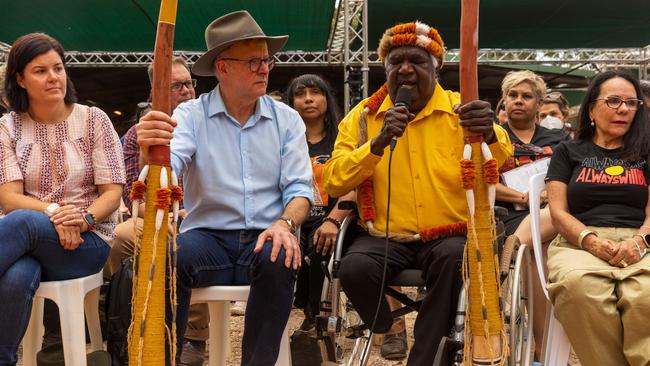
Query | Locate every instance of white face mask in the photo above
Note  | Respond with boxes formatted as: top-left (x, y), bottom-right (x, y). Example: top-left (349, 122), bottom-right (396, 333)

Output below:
top-left (540, 115), bottom-right (564, 130)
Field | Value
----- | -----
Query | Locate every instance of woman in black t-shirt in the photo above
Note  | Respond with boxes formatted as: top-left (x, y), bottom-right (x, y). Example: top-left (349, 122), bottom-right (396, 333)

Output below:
top-left (546, 71), bottom-right (650, 365)
top-left (285, 75), bottom-right (356, 336)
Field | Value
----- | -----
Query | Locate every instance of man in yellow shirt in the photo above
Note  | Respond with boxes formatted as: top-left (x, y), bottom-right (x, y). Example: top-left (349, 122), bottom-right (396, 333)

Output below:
top-left (324, 21), bottom-right (512, 365)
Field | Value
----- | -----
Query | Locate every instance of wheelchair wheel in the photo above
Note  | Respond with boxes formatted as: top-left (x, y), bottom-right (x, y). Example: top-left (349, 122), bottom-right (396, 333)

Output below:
top-left (504, 244), bottom-right (534, 366)
top-left (317, 274), bottom-right (372, 365)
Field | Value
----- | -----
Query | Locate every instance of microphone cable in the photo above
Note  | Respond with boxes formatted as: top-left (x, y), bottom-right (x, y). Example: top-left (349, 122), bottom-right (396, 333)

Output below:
top-left (367, 86), bottom-right (410, 342)
top-left (368, 143), bottom-right (396, 340)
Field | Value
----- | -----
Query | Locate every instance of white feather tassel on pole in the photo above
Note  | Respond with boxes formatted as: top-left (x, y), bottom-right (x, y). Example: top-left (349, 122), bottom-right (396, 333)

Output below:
top-left (155, 167), bottom-right (169, 231)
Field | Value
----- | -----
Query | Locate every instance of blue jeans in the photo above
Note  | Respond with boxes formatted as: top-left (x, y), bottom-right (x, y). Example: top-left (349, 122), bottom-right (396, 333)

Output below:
top-left (174, 228), bottom-right (297, 366)
top-left (0, 210), bottom-right (110, 366)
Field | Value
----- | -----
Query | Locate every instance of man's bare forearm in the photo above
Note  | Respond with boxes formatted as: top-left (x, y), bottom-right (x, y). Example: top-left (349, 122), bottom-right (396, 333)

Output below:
top-left (279, 197), bottom-right (311, 226)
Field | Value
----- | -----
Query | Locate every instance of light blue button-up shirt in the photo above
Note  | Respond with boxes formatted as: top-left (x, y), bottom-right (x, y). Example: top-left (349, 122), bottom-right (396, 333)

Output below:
top-left (170, 86), bottom-right (313, 232)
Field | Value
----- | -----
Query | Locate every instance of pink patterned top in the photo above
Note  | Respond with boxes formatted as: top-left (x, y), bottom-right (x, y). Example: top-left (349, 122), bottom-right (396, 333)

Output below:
top-left (0, 104), bottom-right (126, 243)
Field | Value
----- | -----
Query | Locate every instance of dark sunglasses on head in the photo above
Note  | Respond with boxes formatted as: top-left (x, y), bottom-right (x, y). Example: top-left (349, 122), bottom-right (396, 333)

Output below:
top-left (543, 92), bottom-right (568, 105)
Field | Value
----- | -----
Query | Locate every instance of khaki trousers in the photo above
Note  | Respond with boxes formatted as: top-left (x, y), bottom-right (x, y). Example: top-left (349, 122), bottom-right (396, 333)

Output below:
top-left (547, 226), bottom-right (650, 366)
top-left (109, 217), bottom-right (209, 341)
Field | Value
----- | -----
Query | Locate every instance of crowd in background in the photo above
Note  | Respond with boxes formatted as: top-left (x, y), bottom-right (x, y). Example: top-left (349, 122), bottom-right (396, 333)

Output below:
top-left (1, 13), bottom-right (650, 366)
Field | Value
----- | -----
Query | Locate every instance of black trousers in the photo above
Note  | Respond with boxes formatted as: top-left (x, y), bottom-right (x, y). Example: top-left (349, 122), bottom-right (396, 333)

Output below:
top-left (338, 233), bottom-right (465, 366)
top-left (294, 223), bottom-right (331, 319)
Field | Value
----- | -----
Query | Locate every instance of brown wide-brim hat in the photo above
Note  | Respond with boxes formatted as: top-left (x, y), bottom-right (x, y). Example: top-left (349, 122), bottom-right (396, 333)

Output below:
top-left (192, 10), bottom-right (288, 77)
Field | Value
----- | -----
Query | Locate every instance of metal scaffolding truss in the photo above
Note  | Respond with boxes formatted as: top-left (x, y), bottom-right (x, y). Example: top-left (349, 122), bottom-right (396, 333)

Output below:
top-left (2, 47), bottom-right (647, 69)
top-left (0, 49), bottom-right (345, 67)
top-left (1, 1), bottom-right (647, 117)
top-left (449, 47), bottom-right (650, 71)
top-left (328, 0), bottom-right (366, 66)
top-left (0, 41), bottom-right (10, 54)
top-left (326, 0), bottom-right (368, 112)
top-left (1, 1), bottom-right (648, 80)
top-left (468, 47), bottom-right (649, 65)
top-left (2, 45), bottom-right (648, 75)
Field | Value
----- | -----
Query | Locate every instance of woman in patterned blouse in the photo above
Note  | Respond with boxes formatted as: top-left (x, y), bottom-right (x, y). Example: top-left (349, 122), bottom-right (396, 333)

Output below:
top-left (0, 33), bottom-right (125, 363)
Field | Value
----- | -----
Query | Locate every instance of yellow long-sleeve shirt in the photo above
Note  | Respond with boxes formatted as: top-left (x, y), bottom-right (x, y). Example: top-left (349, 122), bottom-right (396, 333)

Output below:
top-left (324, 84), bottom-right (512, 236)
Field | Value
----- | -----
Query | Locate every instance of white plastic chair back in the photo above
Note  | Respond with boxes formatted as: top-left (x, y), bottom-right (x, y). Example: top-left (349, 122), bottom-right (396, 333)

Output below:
top-left (529, 172), bottom-right (549, 298)
top-left (528, 172), bottom-right (572, 366)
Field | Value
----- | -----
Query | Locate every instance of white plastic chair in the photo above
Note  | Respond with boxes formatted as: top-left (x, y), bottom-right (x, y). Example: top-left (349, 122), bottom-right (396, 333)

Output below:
top-left (528, 172), bottom-right (571, 366)
top-left (22, 270), bottom-right (104, 366)
top-left (190, 285), bottom-right (291, 366)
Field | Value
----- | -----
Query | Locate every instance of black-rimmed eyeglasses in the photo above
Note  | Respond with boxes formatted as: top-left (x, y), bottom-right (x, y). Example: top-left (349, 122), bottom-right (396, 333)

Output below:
top-left (217, 57), bottom-right (275, 73)
top-left (170, 79), bottom-right (197, 92)
top-left (595, 96), bottom-right (643, 110)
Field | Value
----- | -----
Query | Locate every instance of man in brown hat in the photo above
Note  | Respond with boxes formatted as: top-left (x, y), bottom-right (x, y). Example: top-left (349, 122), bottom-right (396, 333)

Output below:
top-left (324, 21), bottom-right (512, 364)
top-left (136, 10), bottom-right (313, 365)
top-left (109, 57), bottom-right (213, 366)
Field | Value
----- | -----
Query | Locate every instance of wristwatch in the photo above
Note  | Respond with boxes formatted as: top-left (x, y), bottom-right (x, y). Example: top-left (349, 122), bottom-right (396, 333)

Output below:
top-left (82, 210), bottom-right (97, 230)
top-left (278, 216), bottom-right (297, 234)
top-left (43, 203), bottom-right (60, 217)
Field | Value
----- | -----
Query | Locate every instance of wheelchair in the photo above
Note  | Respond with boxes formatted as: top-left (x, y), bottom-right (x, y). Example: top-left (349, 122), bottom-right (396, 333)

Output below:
top-left (316, 203), bottom-right (534, 366)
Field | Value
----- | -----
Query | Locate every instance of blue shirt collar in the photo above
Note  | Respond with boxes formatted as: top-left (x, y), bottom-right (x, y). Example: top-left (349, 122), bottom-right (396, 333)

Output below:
top-left (208, 85), bottom-right (273, 128)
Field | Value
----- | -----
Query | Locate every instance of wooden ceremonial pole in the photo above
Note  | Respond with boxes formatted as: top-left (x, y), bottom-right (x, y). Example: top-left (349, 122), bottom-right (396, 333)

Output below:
top-left (129, 0), bottom-right (178, 364)
top-left (459, 0), bottom-right (507, 364)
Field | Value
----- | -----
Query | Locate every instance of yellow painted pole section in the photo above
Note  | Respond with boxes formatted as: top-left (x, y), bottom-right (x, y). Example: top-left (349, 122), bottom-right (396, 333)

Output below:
top-left (128, 0), bottom-right (177, 364)
top-left (158, 0), bottom-right (177, 24)
top-left (129, 166), bottom-right (171, 365)
top-left (467, 144), bottom-right (504, 363)
top-left (467, 146), bottom-right (502, 332)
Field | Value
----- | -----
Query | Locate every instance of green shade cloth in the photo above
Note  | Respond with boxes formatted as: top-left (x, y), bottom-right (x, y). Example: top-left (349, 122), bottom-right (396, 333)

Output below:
top-left (0, 0), bottom-right (335, 52)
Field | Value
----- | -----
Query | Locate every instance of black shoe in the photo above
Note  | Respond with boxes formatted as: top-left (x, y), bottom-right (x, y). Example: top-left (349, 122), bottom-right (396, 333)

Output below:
top-left (41, 330), bottom-right (62, 350)
top-left (299, 315), bottom-right (315, 332)
top-left (178, 339), bottom-right (206, 366)
top-left (380, 330), bottom-right (408, 360)
top-left (290, 329), bottom-right (322, 366)
top-left (298, 305), bottom-right (316, 333)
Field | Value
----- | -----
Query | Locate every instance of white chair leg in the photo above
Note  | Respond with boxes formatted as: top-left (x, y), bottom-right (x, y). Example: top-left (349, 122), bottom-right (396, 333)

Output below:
top-left (84, 287), bottom-right (103, 351)
top-left (58, 288), bottom-right (88, 366)
top-left (542, 303), bottom-right (572, 366)
top-left (207, 301), bottom-right (230, 366)
top-left (23, 297), bottom-right (45, 366)
top-left (275, 324), bottom-right (291, 366)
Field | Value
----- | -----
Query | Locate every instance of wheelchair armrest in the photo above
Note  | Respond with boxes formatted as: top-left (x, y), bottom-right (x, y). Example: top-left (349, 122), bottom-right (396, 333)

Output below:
top-left (337, 200), bottom-right (357, 211)
top-left (332, 213), bottom-right (358, 276)
top-left (494, 205), bottom-right (509, 222)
